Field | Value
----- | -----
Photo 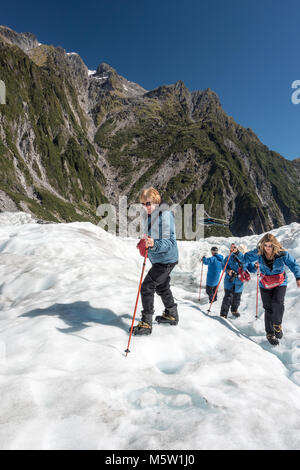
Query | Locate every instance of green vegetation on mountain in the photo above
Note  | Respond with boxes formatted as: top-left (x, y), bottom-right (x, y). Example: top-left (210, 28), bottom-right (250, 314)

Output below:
top-left (0, 26), bottom-right (299, 236)
top-left (0, 38), bottom-right (107, 222)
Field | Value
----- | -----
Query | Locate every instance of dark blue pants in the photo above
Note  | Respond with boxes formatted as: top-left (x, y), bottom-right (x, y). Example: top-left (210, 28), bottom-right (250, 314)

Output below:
top-left (206, 285), bottom-right (218, 302)
top-left (220, 287), bottom-right (242, 316)
top-left (260, 285), bottom-right (287, 335)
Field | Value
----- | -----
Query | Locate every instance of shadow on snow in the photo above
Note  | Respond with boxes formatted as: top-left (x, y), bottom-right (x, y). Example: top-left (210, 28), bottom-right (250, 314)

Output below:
top-left (21, 301), bottom-right (131, 334)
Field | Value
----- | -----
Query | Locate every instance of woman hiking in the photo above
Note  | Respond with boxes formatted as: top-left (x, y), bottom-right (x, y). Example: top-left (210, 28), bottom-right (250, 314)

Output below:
top-left (244, 233), bottom-right (300, 346)
top-left (132, 188), bottom-right (179, 336)
top-left (220, 244), bottom-right (256, 318)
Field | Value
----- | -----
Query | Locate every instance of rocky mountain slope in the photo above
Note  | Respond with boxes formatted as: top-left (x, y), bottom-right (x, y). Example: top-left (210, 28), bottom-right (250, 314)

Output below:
top-left (0, 25), bottom-right (299, 236)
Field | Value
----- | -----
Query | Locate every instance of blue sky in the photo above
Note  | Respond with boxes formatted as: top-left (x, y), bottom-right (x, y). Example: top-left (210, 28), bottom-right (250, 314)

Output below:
top-left (1, 0), bottom-right (299, 159)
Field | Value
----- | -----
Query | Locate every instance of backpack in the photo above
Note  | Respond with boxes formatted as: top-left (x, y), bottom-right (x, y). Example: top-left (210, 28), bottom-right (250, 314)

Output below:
top-left (238, 266), bottom-right (251, 282)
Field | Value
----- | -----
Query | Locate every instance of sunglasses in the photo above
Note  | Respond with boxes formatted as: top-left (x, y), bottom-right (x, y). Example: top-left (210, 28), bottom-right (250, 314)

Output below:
top-left (264, 243), bottom-right (273, 248)
top-left (142, 202), bottom-right (152, 207)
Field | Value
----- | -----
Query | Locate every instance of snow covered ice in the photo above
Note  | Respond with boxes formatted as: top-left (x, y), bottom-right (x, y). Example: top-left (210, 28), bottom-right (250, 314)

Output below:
top-left (0, 212), bottom-right (300, 450)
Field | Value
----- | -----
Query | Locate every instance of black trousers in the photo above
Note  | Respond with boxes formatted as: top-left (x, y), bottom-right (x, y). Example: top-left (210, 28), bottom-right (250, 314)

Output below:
top-left (141, 262), bottom-right (177, 314)
top-left (206, 285), bottom-right (218, 302)
top-left (259, 285), bottom-right (287, 335)
top-left (220, 288), bottom-right (242, 316)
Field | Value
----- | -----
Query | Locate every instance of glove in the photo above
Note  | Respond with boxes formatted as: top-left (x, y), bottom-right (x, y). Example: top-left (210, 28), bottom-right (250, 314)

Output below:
top-left (137, 238), bottom-right (147, 257)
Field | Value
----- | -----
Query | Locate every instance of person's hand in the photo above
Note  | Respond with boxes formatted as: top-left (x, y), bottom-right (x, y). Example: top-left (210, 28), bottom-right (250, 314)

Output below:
top-left (145, 236), bottom-right (154, 248)
top-left (296, 279), bottom-right (300, 288)
top-left (255, 262), bottom-right (259, 270)
top-left (227, 269), bottom-right (233, 276)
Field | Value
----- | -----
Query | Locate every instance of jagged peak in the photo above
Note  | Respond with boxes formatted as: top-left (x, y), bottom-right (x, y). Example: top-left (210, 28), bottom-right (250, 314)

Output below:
top-left (192, 87), bottom-right (221, 105)
top-left (203, 87), bottom-right (218, 95)
top-left (95, 63), bottom-right (117, 76)
top-left (171, 80), bottom-right (190, 94)
top-left (88, 62), bottom-right (146, 97)
top-left (173, 79), bottom-right (186, 88)
top-left (145, 80), bottom-right (190, 101)
top-left (0, 25), bottom-right (40, 52)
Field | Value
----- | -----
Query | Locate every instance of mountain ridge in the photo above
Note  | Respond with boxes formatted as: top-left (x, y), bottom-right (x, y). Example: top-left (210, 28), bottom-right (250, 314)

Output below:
top-left (0, 25), bottom-right (299, 236)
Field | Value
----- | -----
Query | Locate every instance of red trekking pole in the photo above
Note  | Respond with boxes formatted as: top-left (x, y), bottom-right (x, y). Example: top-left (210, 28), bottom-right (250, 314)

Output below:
top-left (125, 247), bottom-right (148, 356)
top-left (256, 263), bottom-right (260, 319)
top-left (198, 259), bottom-right (204, 301)
top-left (207, 246), bottom-right (234, 314)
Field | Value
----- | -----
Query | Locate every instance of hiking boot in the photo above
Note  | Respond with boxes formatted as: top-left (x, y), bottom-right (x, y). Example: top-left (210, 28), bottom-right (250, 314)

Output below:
top-left (273, 324), bottom-right (283, 339)
top-left (266, 334), bottom-right (279, 346)
top-left (155, 304), bottom-right (178, 325)
top-left (231, 311), bottom-right (240, 318)
top-left (131, 311), bottom-right (153, 336)
top-left (220, 313), bottom-right (228, 318)
top-left (132, 321), bottom-right (152, 335)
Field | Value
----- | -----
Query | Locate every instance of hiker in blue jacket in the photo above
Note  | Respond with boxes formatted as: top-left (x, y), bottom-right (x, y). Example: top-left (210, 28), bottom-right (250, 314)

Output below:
top-left (220, 244), bottom-right (256, 318)
top-left (244, 233), bottom-right (300, 346)
top-left (132, 187), bottom-right (179, 336)
top-left (201, 247), bottom-right (224, 303)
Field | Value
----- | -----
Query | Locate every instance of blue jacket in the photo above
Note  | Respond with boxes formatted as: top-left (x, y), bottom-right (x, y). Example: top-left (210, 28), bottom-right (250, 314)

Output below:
top-left (142, 204), bottom-right (179, 265)
top-left (203, 254), bottom-right (224, 286)
top-left (244, 248), bottom-right (300, 288)
top-left (222, 251), bottom-right (256, 293)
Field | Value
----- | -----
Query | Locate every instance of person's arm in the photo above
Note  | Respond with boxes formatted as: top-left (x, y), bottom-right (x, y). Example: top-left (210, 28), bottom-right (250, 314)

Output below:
top-left (202, 256), bottom-right (210, 265)
top-left (283, 252), bottom-right (300, 286)
top-left (244, 248), bottom-right (259, 264)
top-left (222, 256), bottom-right (229, 269)
top-left (246, 261), bottom-right (257, 274)
top-left (150, 211), bottom-right (176, 254)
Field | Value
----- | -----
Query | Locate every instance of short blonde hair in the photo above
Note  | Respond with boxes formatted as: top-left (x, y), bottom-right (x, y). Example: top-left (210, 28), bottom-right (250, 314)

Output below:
top-left (257, 233), bottom-right (284, 257)
top-left (140, 187), bottom-right (161, 204)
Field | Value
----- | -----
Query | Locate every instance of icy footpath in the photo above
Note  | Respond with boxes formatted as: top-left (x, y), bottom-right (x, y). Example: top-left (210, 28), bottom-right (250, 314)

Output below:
top-left (176, 222), bottom-right (300, 386)
top-left (0, 213), bottom-right (300, 450)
